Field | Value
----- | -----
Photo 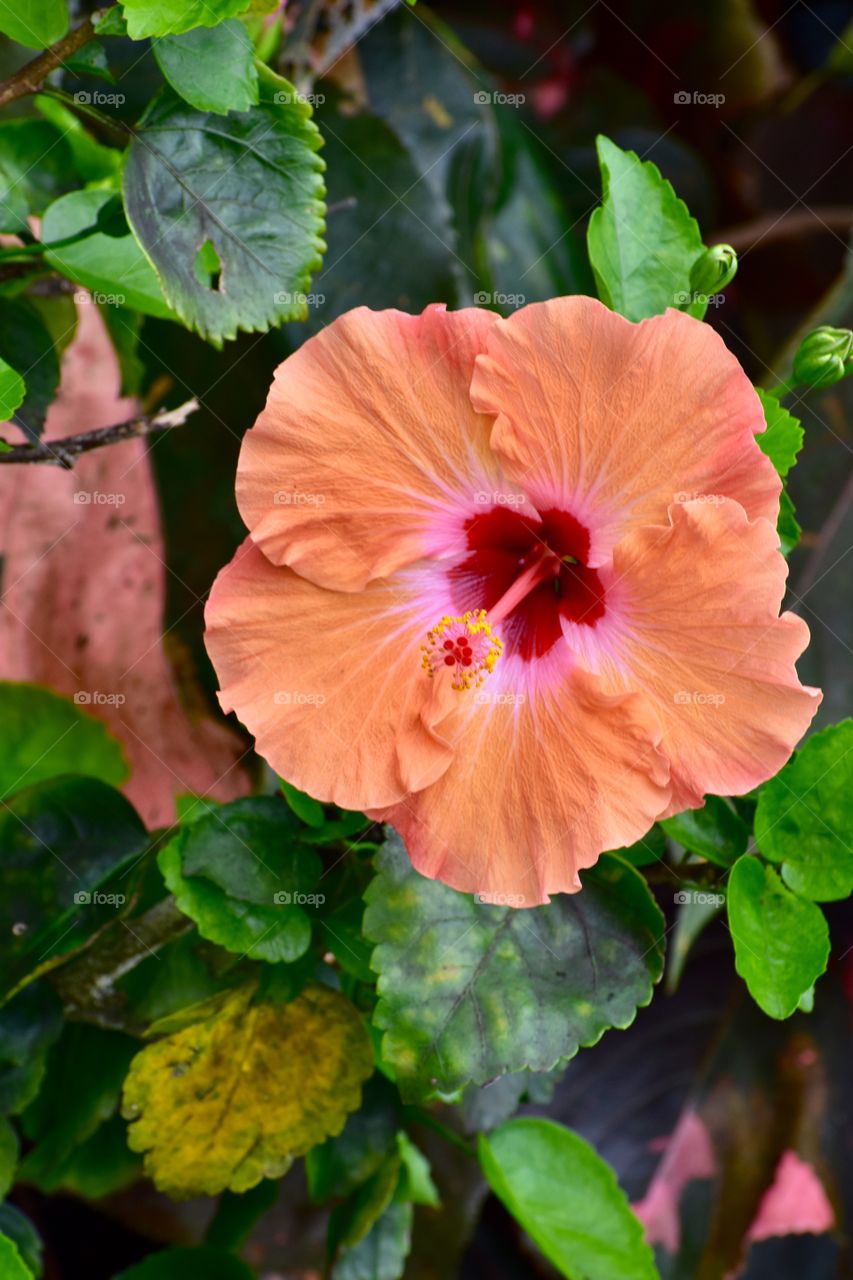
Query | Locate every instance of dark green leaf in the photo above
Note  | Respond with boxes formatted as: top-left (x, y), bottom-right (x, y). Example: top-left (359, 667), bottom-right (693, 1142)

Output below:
top-left (754, 720), bottom-right (853, 900)
top-left (0, 120), bottom-right (75, 233)
top-left (396, 1131), bottom-right (439, 1207)
top-left (755, 388), bottom-right (804, 478)
top-left (153, 21), bottom-right (259, 115)
top-left (307, 1073), bottom-right (400, 1202)
top-left (333, 1196), bottom-right (413, 1280)
top-left (364, 838), bottom-right (664, 1098)
top-left (123, 71), bottom-right (325, 345)
top-left (611, 823), bottom-right (667, 867)
top-left (122, 0), bottom-right (253, 40)
top-left (661, 796), bottom-right (748, 867)
top-left (329, 1153), bottom-right (402, 1253)
top-left (727, 856), bottom-right (829, 1019)
top-left (158, 797), bottom-right (323, 963)
top-left (588, 134), bottom-right (705, 322)
top-left (19, 1023), bottom-right (137, 1190)
top-left (0, 0), bottom-right (68, 49)
top-left (206, 1179), bottom-right (279, 1251)
top-left (115, 1246), bottom-right (255, 1280)
top-left (479, 1118), bottom-right (658, 1280)
top-left (28, 1112), bottom-right (140, 1199)
top-left (42, 189), bottom-right (173, 318)
top-left (0, 303), bottom-right (63, 441)
top-left (65, 39), bottom-right (115, 83)
top-left (0, 983), bottom-right (63, 1116)
top-left (279, 778), bottom-right (325, 827)
top-left (0, 775), bottom-right (148, 995)
top-left (0, 1115), bottom-right (18, 1198)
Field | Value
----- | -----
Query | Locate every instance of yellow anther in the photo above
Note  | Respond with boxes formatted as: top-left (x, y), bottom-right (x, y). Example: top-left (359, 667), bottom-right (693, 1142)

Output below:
top-left (421, 610), bottom-right (503, 691)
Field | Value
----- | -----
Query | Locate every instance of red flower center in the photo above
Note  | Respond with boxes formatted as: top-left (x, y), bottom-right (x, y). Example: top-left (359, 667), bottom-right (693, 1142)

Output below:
top-left (448, 506), bottom-right (605, 661)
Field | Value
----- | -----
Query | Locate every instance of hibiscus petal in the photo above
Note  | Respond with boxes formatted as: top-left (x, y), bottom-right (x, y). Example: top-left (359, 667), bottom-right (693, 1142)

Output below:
top-left (607, 499), bottom-right (821, 812)
top-left (205, 539), bottom-right (456, 809)
top-left (237, 305), bottom-right (503, 591)
top-left (470, 296), bottom-right (781, 559)
top-left (369, 664), bottom-right (671, 905)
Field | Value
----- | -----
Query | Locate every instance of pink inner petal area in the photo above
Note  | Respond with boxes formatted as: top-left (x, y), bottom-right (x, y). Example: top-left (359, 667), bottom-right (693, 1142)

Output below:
top-left (236, 304), bottom-right (504, 592)
top-left (603, 499), bottom-right (821, 811)
top-left (369, 660), bottom-right (670, 905)
top-left (470, 296), bottom-right (781, 557)
top-left (205, 538), bottom-right (458, 810)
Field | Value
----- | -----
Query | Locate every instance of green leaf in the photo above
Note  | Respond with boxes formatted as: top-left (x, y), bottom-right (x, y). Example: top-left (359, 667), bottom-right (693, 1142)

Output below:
top-left (158, 796), bottom-right (323, 963)
top-left (121, 0), bottom-right (253, 40)
top-left (19, 1023), bottom-right (137, 1191)
top-left (153, 21), bottom-right (259, 115)
top-left (0, 983), bottom-right (62, 1115)
top-left (115, 1246), bottom-right (255, 1280)
top-left (0, 357), bottom-right (25, 420)
top-left (279, 778), bottom-right (325, 827)
top-left (206, 1179), bottom-right (279, 1251)
top-left (333, 1197), bottom-right (413, 1280)
top-left (42, 190), bottom-right (174, 319)
top-left (587, 134), bottom-right (705, 322)
top-left (0, 775), bottom-right (148, 996)
top-left (660, 796), bottom-right (749, 867)
top-left (0, 1115), bottom-right (18, 1198)
top-left (479, 1118), bottom-right (658, 1280)
top-left (755, 388), bottom-right (804, 478)
top-left (612, 823), bottom-right (667, 867)
top-left (0, 120), bottom-right (75, 233)
top-left (329, 1152), bottom-right (402, 1253)
top-left (396, 1131), bottom-right (439, 1207)
top-left (364, 837), bottom-right (664, 1098)
top-left (777, 488), bottom-right (801, 557)
top-left (0, 1206), bottom-right (42, 1279)
top-left (0, 0), bottom-right (68, 49)
top-left (666, 893), bottom-right (723, 993)
top-left (123, 70), bottom-right (325, 346)
top-left (0, 1233), bottom-right (33, 1280)
top-left (727, 856), bottom-right (829, 1019)
top-left (32, 1113), bottom-right (140, 1199)
top-left (34, 96), bottom-right (122, 182)
top-left (0, 682), bottom-right (127, 802)
top-left (0, 303), bottom-right (62, 440)
top-left (307, 1074), bottom-right (400, 1202)
top-left (754, 720), bottom-right (853, 901)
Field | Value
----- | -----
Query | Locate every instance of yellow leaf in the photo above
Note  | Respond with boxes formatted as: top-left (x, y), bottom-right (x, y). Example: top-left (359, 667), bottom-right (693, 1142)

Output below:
top-left (121, 982), bottom-right (373, 1198)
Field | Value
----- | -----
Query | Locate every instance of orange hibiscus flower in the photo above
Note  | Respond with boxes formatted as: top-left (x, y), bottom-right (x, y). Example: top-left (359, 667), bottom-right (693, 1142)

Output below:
top-left (205, 297), bottom-right (820, 906)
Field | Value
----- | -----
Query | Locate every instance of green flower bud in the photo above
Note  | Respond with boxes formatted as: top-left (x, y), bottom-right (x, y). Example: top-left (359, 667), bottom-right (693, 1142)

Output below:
top-left (689, 244), bottom-right (738, 298)
top-left (791, 326), bottom-right (853, 389)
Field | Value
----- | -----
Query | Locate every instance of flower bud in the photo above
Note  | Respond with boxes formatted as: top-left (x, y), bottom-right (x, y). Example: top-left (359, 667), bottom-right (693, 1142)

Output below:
top-left (791, 326), bottom-right (853, 389)
top-left (689, 244), bottom-right (738, 297)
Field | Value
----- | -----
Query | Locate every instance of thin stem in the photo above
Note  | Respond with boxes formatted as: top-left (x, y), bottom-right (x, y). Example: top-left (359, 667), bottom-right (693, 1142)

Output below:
top-left (0, 398), bottom-right (199, 467)
top-left (0, 18), bottom-right (96, 109)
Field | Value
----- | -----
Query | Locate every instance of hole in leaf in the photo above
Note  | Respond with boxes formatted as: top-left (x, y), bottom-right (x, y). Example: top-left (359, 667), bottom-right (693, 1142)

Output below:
top-left (193, 239), bottom-right (223, 291)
